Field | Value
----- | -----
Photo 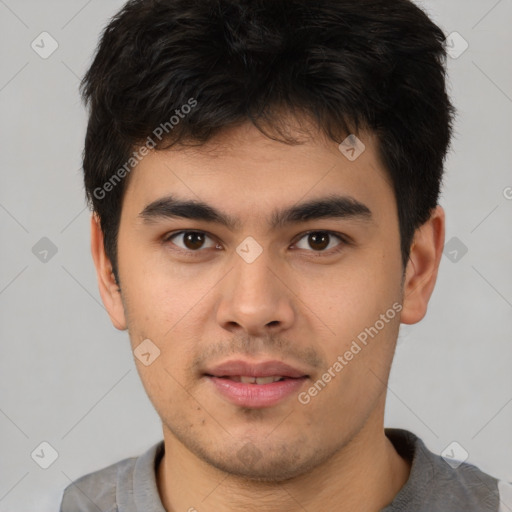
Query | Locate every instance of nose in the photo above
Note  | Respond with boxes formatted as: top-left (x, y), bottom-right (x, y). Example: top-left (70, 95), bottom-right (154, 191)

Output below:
top-left (215, 245), bottom-right (296, 337)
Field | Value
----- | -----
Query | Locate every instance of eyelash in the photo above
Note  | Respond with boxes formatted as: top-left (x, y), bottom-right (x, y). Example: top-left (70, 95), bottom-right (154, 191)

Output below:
top-left (162, 230), bottom-right (351, 257)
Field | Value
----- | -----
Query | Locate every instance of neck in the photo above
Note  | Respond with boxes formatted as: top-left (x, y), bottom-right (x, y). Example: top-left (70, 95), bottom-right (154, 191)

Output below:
top-left (156, 405), bottom-right (411, 512)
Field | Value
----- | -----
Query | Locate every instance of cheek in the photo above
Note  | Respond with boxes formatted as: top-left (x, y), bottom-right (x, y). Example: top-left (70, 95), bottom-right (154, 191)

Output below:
top-left (301, 249), bottom-right (402, 365)
top-left (304, 263), bottom-right (392, 329)
top-left (118, 241), bottom-right (190, 330)
top-left (134, 362), bottom-right (186, 426)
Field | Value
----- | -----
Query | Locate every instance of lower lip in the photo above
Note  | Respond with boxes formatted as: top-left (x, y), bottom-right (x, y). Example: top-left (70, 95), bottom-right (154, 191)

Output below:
top-left (206, 376), bottom-right (308, 408)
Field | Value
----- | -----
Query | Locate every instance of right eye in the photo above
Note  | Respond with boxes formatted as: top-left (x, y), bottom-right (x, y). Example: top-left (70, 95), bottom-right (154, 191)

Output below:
top-left (163, 230), bottom-right (222, 253)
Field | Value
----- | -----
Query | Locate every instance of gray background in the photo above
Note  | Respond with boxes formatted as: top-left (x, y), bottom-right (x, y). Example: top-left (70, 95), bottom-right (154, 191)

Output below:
top-left (0, 0), bottom-right (511, 510)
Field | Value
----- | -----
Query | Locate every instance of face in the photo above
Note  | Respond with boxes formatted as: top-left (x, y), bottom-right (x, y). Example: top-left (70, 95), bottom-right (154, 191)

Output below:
top-left (95, 121), bottom-right (423, 482)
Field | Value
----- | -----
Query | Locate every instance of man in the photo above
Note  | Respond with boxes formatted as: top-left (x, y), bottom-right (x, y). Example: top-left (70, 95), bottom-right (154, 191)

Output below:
top-left (60, 0), bottom-right (511, 510)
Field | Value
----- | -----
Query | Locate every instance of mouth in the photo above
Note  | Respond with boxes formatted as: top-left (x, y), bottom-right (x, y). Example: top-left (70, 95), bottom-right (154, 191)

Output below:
top-left (203, 358), bottom-right (309, 380)
top-left (205, 375), bottom-right (302, 384)
top-left (202, 359), bottom-right (310, 408)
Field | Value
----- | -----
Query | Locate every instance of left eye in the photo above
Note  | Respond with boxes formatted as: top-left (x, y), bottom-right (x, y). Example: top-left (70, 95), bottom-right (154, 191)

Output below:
top-left (293, 231), bottom-right (345, 252)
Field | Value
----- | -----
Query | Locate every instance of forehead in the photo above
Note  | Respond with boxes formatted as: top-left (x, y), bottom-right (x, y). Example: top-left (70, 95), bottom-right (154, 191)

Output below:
top-left (121, 122), bottom-right (395, 227)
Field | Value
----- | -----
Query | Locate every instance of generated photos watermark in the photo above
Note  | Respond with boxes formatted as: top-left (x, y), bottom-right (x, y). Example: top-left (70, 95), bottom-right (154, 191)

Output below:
top-left (93, 97), bottom-right (198, 200)
top-left (298, 302), bottom-right (403, 405)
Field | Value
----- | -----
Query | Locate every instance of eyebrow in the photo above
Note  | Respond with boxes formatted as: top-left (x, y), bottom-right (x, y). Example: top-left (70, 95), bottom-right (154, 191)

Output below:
top-left (138, 194), bottom-right (373, 230)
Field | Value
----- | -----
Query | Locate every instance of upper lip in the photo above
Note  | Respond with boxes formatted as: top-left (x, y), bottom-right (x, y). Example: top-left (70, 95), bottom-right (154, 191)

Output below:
top-left (204, 359), bottom-right (309, 379)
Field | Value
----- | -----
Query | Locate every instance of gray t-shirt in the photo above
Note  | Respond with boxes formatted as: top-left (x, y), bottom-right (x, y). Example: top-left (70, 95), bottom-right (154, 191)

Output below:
top-left (60, 428), bottom-right (512, 511)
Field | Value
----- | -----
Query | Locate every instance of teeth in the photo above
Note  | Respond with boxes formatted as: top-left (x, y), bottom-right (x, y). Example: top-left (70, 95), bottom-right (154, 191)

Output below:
top-left (230, 376), bottom-right (284, 384)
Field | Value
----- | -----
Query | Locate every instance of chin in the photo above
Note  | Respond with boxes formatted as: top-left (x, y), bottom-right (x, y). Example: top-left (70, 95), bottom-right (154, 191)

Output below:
top-left (195, 442), bottom-right (324, 483)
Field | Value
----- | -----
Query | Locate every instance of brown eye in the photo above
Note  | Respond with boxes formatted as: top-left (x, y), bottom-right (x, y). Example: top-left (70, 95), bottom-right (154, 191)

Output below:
top-left (165, 231), bottom-right (218, 251)
top-left (183, 232), bottom-right (205, 250)
top-left (308, 232), bottom-right (330, 251)
top-left (294, 231), bottom-right (345, 253)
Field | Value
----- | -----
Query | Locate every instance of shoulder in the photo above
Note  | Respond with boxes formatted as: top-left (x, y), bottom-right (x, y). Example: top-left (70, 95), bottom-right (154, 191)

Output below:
top-left (59, 455), bottom-right (136, 512)
top-left (435, 457), bottom-right (500, 510)
top-left (384, 428), bottom-right (504, 511)
top-left (59, 441), bottom-right (164, 512)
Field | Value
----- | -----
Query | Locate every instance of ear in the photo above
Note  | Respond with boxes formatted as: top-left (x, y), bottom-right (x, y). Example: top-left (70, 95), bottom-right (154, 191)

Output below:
top-left (400, 205), bottom-right (445, 324)
top-left (90, 213), bottom-right (127, 330)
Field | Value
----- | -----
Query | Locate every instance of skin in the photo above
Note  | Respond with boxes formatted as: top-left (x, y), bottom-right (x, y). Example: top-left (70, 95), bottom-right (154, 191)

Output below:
top-left (91, 119), bottom-right (445, 512)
